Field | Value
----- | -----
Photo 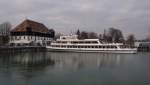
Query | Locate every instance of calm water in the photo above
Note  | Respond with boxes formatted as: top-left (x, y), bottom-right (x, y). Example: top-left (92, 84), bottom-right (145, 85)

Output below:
top-left (0, 52), bottom-right (150, 85)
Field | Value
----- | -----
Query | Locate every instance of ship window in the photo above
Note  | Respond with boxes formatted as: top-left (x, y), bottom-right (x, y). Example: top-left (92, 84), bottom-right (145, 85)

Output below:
top-left (91, 41), bottom-right (98, 43)
top-left (80, 42), bottom-right (83, 44)
top-left (19, 36), bottom-right (21, 40)
top-left (85, 41), bottom-right (90, 44)
top-left (110, 46), bottom-right (114, 48)
top-left (95, 46), bottom-right (98, 48)
top-left (34, 36), bottom-right (36, 40)
top-left (73, 45), bottom-right (77, 48)
top-left (62, 45), bottom-right (66, 48)
top-left (106, 46), bottom-right (110, 48)
top-left (102, 46), bottom-right (105, 48)
top-left (111, 46), bottom-right (116, 48)
top-left (64, 42), bottom-right (67, 43)
top-left (59, 41), bottom-right (67, 43)
top-left (15, 36), bottom-right (17, 40)
top-left (71, 41), bottom-right (74, 44)
top-left (57, 41), bottom-right (60, 43)
top-left (62, 37), bottom-right (66, 39)
top-left (72, 42), bottom-right (77, 44)
top-left (75, 42), bottom-right (78, 44)
top-left (88, 46), bottom-right (91, 48)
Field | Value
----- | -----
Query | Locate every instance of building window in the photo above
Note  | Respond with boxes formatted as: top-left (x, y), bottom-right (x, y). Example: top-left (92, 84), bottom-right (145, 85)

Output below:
top-left (28, 36), bottom-right (30, 40)
top-left (11, 36), bottom-right (14, 41)
top-left (15, 36), bottom-right (17, 40)
top-left (19, 36), bottom-right (21, 40)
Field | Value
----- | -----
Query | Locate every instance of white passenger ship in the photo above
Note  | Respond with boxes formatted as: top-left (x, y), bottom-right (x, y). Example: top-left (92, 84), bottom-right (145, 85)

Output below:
top-left (46, 35), bottom-right (137, 53)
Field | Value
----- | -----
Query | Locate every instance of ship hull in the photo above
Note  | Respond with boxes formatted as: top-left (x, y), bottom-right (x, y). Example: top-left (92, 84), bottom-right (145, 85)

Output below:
top-left (46, 47), bottom-right (137, 54)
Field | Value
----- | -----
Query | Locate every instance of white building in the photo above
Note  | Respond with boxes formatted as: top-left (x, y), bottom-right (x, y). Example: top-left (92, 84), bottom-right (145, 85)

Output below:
top-left (10, 19), bottom-right (55, 46)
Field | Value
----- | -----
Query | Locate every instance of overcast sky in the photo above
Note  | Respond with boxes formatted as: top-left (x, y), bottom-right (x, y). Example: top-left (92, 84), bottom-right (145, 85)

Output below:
top-left (0, 0), bottom-right (150, 39)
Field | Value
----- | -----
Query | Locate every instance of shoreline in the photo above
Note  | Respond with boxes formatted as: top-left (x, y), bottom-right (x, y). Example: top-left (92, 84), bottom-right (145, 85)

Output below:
top-left (0, 46), bottom-right (46, 52)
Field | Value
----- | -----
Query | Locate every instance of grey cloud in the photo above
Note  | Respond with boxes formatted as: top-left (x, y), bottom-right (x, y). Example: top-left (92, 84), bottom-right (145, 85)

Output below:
top-left (0, 0), bottom-right (150, 39)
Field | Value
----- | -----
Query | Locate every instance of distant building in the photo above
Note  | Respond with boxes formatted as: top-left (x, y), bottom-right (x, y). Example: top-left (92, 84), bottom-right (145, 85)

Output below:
top-left (10, 19), bottom-right (55, 46)
top-left (135, 41), bottom-right (150, 52)
top-left (0, 22), bottom-right (11, 45)
top-left (0, 22), bottom-right (11, 36)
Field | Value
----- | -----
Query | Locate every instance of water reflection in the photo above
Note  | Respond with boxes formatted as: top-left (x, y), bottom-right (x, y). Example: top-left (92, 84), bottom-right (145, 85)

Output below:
top-left (48, 52), bottom-right (127, 71)
top-left (0, 52), bottom-right (55, 81)
top-left (0, 52), bottom-right (129, 81)
top-left (0, 52), bottom-right (128, 71)
top-left (0, 52), bottom-right (149, 85)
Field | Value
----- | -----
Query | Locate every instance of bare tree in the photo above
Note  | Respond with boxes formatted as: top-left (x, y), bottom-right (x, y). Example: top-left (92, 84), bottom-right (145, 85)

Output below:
top-left (107, 27), bottom-right (124, 43)
top-left (76, 29), bottom-right (80, 36)
top-left (88, 32), bottom-right (98, 39)
top-left (76, 29), bottom-right (80, 39)
top-left (80, 31), bottom-right (88, 39)
top-left (126, 34), bottom-right (135, 46)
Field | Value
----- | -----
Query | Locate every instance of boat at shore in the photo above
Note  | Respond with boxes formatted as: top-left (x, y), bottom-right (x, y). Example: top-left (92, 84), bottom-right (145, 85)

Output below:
top-left (46, 35), bottom-right (137, 53)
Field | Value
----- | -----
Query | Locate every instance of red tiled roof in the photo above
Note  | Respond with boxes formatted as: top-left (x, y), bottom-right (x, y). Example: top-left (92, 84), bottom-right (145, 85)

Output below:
top-left (11, 19), bottom-right (49, 33)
